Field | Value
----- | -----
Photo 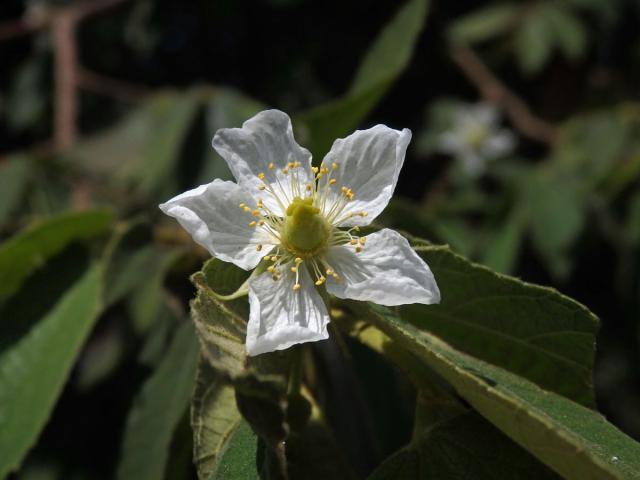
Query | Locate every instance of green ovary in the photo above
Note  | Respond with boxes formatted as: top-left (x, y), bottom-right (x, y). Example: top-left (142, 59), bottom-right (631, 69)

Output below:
top-left (283, 197), bottom-right (330, 253)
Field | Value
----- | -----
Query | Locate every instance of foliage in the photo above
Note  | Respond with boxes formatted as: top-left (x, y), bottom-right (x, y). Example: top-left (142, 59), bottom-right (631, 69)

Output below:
top-left (1, 0), bottom-right (640, 479)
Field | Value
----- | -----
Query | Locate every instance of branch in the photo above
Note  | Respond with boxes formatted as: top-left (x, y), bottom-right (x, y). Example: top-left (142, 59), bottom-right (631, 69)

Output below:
top-left (76, 67), bottom-right (150, 102)
top-left (449, 45), bottom-right (558, 145)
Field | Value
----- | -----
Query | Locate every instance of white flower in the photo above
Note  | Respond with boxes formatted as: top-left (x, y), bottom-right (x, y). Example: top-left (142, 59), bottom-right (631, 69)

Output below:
top-left (439, 102), bottom-right (515, 176)
top-left (160, 110), bottom-right (440, 356)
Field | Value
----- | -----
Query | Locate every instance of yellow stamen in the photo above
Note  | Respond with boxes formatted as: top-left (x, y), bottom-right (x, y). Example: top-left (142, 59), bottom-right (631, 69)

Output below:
top-left (293, 284), bottom-right (301, 291)
top-left (268, 163), bottom-right (275, 170)
top-left (258, 172), bottom-right (265, 180)
top-left (256, 244), bottom-right (263, 251)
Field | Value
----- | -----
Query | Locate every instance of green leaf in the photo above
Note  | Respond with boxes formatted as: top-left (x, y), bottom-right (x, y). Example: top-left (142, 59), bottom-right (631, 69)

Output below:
top-left (515, 7), bottom-right (554, 75)
top-left (296, 0), bottom-right (428, 158)
top-left (544, 4), bottom-right (587, 60)
top-left (212, 421), bottom-right (259, 480)
top-left (369, 411), bottom-right (558, 479)
top-left (448, 4), bottom-right (521, 45)
top-left (0, 264), bottom-right (103, 478)
top-left (191, 358), bottom-right (246, 480)
top-left (402, 244), bottom-right (597, 406)
top-left (480, 207), bottom-right (526, 274)
top-left (69, 90), bottom-right (201, 198)
top-left (348, 301), bottom-right (640, 480)
top-left (523, 173), bottom-right (585, 279)
top-left (0, 154), bottom-right (31, 227)
top-left (116, 321), bottom-right (199, 480)
top-left (0, 209), bottom-right (113, 303)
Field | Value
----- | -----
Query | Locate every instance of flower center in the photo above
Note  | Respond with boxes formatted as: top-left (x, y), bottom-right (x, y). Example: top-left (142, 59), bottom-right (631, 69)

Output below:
top-left (282, 196), bottom-right (330, 254)
top-left (463, 124), bottom-right (488, 150)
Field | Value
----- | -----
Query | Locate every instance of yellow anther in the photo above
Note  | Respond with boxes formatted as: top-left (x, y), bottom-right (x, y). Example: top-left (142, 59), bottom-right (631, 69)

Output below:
top-left (355, 246), bottom-right (363, 253)
top-left (258, 220), bottom-right (265, 226)
top-left (293, 284), bottom-right (301, 291)
top-left (264, 256), bottom-right (272, 262)
top-left (359, 237), bottom-right (366, 245)
top-left (267, 266), bottom-right (275, 273)
top-left (243, 206), bottom-right (251, 213)
top-left (332, 162), bottom-right (337, 170)
top-left (350, 238), bottom-right (357, 245)
top-left (256, 244), bottom-right (263, 252)
top-left (287, 162), bottom-right (294, 169)
top-left (359, 211), bottom-right (368, 217)
top-left (315, 277), bottom-right (326, 286)
top-left (291, 266), bottom-right (298, 273)
top-left (268, 163), bottom-right (275, 170)
top-left (306, 184), bottom-right (313, 191)
top-left (295, 162), bottom-right (302, 167)
top-left (353, 226), bottom-right (360, 231)
top-left (258, 172), bottom-right (265, 180)
top-left (341, 186), bottom-right (348, 193)
top-left (295, 257), bottom-right (303, 264)
top-left (239, 203), bottom-right (246, 208)
top-left (329, 179), bottom-right (337, 185)
top-left (258, 185), bottom-right (266, 191)
top-left (252, 210), bottom-right (261, 217)
top-left (312, 167), bottom-right (319, 174)
top-left (257, 200), bottom-right (263, 207)
top-left (282, 168), bottom-right (289, 174)
top-left (249, 221), bottom-right (257, 227)
top-left (326, 268), bottom-right (335, 276)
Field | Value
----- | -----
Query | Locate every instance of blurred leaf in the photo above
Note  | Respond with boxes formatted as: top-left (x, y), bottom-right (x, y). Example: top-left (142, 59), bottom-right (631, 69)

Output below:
top-left (481, 207), bottom-right (526, 274)
top-left (211, 420), bottom-right (258, 480)
top-left (369, 411), bottom-right (558, 479)
top-left (544, 4), bottom-right (588, 60)
top-left (523, 173), bottom-right (585, 279)
top-left (0, 155), bottom-right (31, 227)
top-left (448, 3), bottom-right (521, 45)
top-left (6, 55), bottom-right (47, 131)
top-left (514, 7), bottom-right (554, 75)
top-left (0, 264), bottom-right (103, 478)
top-left (402, 244), bottom-right (598, 406)
top-left (297, 0), bottom-right (429, 158)
top-left (0, 209), bottom-right (113, 303)
top-left (350, 299), bottom-right (640, 480)
top-left (191, 358), bottom-right (245, 480)
top-left (430, 217), bottom-right (475, 258)
top-left (116, 321), bottom-right (199, 480)
top-left (70, 90), bottom-right (201, 198)
top-left (626, 192), bottom-right (640, 245)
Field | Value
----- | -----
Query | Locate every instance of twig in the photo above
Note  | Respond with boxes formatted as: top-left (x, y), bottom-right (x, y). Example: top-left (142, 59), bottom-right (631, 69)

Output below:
top-left (450, 45), bottom-right (558, 145)
top-left (76, 67), bottom-right (150, 102)
top-left (52, 12), bottom-right (77, 150)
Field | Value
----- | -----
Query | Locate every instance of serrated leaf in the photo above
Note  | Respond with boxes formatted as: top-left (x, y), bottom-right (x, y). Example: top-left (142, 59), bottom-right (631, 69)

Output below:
top-left (0, 210), bottom-right (113, 303)
top-left (349, 300), bottom-right (640, 480)
top-left (191, 358), bottom-right (245, 480)
top-left (402, 244), bottom-right (597, 406)
top-left (448, 3), bottom-right (521, 45)
top-left (116, 321), bottom-right (199, 480)
top-left (369, 411), bottom-right (559, 479)
top-left (0, 264), bottom-right (103, 478)
top-left (212, 420), bottom-right (259, 480)
top-left (296, 0), bottom-right (428, 158)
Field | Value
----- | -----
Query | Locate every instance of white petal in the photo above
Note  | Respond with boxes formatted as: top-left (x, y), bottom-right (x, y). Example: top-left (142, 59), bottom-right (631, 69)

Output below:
top-left (212, 109), bottom-right (313, 215)
top-left (321, 125), bottom-right (411, 226)
top-left (460, 151), bottom-right (486, 176)
top-left (159, 179), bottom-right (274, 270)
top-left (246, 266), bottom-right (330, 356)
top-left (325, 228), bottom-right (440, 306)
top-left (470, 102), bottom-right (499, 127)
top-left (481, 129), bottom-right (515, 159)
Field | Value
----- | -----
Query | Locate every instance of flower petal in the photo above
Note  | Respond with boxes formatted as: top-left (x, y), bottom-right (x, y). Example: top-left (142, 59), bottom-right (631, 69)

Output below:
top-left (320, 125), bottom-right (411, 226)
top-left (159, 179), bottom-right (274, 270)
top-left (246, 266), bottom-right (330, 356)
top-left (325, 228), bottom-right (440, 306)
top-left (212, 109), bottom-right (313, 215)
top-left (481, 129), bottom-right (515, 159)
